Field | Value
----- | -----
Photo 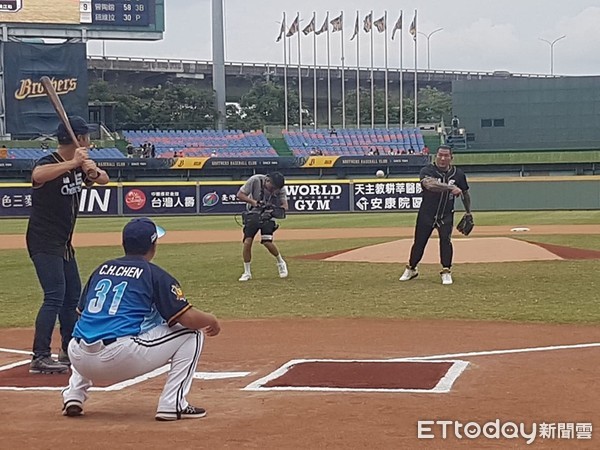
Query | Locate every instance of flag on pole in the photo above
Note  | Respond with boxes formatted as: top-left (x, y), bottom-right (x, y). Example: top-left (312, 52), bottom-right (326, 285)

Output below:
top-left (330, 13), bottom-right (342, 32)
top-left (350, 13), bottom-right (359, 40)
top-left (409, 12), bottom-right (417, 40)
top-left (374, 15), bottom-right (386, 33)
top-left (287, 14), bottom-right (299, 37)
top-left (363, 13), bottom-right (372, 33)
top-left (316, 16), bottom-right (329, 35)
top-left (302, 16), bottom-right (315, 35)
top-left (391, 13), bottom-right (402, 40)
top-left (276, 16), bottom-right (286, 42)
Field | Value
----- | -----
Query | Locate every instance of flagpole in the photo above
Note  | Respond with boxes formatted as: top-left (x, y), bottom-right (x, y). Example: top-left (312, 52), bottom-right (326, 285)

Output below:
top-left (413, 9), bottom-right (418, 128)
top-left (297, 12), bottom-right (303, 131)
top-left (370, 10), bottom-right (374, 129)
top-left (312, 12), bottom-right (318, 130)
top-left (326, 11), bottom-right (332, 130)
top-left (283, 13), bottom-right (289, 130)
top-left (399, 11), bottom-right (403, 128)
top-left (384, 11), bottom-right (389, 129)
top-left (340, 12), bottom-right (346, 128)
top-left (356, 11), bottom-right (360, 129)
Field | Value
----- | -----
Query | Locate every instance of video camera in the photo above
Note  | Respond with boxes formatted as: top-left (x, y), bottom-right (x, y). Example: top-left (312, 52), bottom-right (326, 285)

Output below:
top-left (242, 202), bottom-right (286, 226)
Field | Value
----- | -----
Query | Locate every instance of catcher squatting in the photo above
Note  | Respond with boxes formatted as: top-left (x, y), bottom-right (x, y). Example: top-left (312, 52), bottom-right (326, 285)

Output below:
top-left (400, 145), bottom-right (473, 285)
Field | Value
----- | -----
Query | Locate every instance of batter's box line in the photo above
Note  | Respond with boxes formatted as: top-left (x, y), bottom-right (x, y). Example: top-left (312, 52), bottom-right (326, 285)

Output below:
top-left (243, 358), bottom-right (469, 393)
top-left (0, 359), bottom-right (171, 392)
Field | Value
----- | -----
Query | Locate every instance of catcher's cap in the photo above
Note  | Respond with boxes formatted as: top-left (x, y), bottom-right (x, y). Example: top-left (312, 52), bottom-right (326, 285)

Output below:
top-left (267, 171), bottom-right (285, 189)
top-left (122, 217), bottom-right (166, 254)
top-left (57, 116), bottom-right (98, 141)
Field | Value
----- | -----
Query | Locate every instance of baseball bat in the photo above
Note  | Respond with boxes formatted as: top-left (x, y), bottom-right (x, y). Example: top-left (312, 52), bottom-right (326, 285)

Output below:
top-left (40, 76), bottom-right (79, 147)
top-left (40, 76), bottom-right (96, 177)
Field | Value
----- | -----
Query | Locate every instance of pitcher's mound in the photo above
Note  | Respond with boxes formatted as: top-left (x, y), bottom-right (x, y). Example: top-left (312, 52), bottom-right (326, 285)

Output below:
top-left (325, 237), bottom-right (563, 264)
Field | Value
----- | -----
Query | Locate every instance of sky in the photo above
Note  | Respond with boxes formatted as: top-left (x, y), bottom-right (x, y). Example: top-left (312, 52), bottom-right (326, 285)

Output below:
top-left (86, 0), bottom-right (600, 76)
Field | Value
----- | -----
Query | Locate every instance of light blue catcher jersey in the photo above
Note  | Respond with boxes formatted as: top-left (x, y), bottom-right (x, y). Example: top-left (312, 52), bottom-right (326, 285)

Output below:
top-left (74, 255), bottom-right (192, 343)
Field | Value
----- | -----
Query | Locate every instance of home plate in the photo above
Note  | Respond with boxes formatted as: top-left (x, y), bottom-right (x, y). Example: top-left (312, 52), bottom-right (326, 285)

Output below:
top-left (193, 371), bottom-right (251, 380)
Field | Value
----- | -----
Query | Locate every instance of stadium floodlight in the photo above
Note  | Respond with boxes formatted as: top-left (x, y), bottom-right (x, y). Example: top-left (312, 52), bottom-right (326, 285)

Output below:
top-left (538, 35), bottom-right (566, 76)
top-left (418, 28), bottom-right (443, 71)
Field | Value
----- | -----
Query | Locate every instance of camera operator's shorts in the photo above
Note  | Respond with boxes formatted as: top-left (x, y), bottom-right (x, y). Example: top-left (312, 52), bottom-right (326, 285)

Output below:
top-left (243, 219), bottom-right (278, 243)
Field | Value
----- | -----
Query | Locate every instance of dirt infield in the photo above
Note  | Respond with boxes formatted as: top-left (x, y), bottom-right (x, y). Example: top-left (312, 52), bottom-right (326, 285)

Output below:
top-left (1, 224), bottom-right (599, 250)
top-left (1, 320), bottom-right (599, 448)
top-left (1, 225), bottom-right (599, 447)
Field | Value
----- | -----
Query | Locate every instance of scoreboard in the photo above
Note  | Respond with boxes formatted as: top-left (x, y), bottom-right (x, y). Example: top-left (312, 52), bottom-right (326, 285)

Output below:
top-left (0, 0), bottom-right (164, 40)
top-left (81, 1), bottom-right (152, 27)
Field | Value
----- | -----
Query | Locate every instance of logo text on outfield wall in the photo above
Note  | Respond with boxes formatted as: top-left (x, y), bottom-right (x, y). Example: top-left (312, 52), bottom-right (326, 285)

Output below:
top-left (286, 184), bottom-right (344, 211)
top-left (14, 77), bottom-right (78, 100)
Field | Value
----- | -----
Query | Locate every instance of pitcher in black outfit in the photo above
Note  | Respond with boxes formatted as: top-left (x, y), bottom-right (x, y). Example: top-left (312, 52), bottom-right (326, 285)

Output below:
top-left (399, 145), bottom-right (472, 285)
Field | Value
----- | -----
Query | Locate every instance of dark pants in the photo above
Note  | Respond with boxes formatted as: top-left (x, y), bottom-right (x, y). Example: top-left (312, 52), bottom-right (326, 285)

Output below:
top-left (408, 212), bottom-right (454, 269)
top-left (31, 253), bottom-right (81, 358)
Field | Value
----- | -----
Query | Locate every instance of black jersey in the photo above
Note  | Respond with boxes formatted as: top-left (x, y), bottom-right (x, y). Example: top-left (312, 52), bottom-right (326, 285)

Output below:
top-left (26, 152), bottom-right (87, 259)
top-left (418, 164), bottom-right (469, 218)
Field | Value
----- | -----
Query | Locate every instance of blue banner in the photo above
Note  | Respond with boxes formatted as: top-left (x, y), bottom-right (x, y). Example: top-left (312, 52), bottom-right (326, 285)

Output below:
top-left (122, 185), bottom-right (197, 215)
top-left (0, 185), bottom-right (117, 217)
top-left (199, 184), bottom-right (246, 214)
top-left (285, 182), bottom-right (351, 212)
top-left (352, 181), bottom-right (423, 211)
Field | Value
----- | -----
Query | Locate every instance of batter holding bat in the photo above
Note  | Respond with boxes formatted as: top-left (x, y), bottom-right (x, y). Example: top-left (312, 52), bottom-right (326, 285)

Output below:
top-left (27, 115), bottom-right (109, 374)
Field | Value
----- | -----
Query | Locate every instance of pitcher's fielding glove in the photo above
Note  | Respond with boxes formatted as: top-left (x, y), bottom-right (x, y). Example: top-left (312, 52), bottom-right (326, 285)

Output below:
top-left (456, 213), bottom-right (474, 236)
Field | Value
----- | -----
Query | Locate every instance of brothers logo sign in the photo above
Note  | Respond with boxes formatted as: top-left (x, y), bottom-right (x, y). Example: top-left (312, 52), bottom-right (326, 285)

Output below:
top-left (286, 183), bottom-right (350, 212)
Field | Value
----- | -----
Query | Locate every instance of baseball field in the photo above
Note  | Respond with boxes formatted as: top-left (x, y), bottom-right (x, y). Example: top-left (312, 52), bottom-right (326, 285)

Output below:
top-left (0, 211), bottom-right (599, 448)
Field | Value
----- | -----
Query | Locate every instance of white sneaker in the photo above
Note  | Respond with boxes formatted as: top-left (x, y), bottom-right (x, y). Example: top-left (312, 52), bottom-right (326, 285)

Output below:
top-left (277, 261), bottom-right (288, 278)
top-left (399, 266), bottom-right (418, 281)
top-left (238, 272), bottom-right (252, 282)
top-left (441, 268), bottom-right (453, 285)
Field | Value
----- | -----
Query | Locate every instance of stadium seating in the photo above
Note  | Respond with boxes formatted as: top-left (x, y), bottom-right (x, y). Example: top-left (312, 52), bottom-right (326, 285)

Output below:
top-left (283, 128), bottom-right (426, 157)
top-left (122, 129), bottom-right (277, 158)
top-left (5, 147), bottom-right (124, 159)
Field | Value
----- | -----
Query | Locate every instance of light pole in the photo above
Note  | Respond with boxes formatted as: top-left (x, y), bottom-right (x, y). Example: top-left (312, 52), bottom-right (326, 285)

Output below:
top-left (539, 35), bottom-right (566, 75)
top-left (418, 28), bottom-right (443, 71)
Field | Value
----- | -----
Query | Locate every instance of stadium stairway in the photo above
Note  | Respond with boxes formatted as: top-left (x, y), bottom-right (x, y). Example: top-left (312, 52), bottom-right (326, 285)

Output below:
top-left (268, 137), bottom-right (293, 156)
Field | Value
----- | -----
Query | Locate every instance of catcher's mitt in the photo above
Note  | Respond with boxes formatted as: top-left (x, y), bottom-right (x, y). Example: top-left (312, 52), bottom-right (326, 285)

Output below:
top-left (456, 213), bottom-right (474, 236)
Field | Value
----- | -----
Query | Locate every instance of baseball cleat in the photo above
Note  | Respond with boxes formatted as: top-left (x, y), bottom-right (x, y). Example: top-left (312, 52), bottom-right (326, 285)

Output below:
top-left (441, 268), bottom-right (453, 285)
top-left (62, 400), bottom-right (84, 417)
top-left (399, 266), bottom-right (418, 281)
top-left (238, 272), bottom-right (252, 282)
top-left (29, 356), bottom-right (69, 374)
top-left (58, 349), bottom-right (71, 366)
top-left (155, 405), bottom-right (207, 421)
top-left (277, 261), bottom-right (288, 278)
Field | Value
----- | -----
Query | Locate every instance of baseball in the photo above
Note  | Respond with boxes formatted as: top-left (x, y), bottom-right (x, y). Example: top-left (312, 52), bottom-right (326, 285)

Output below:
top-left (375, 170), bottom-right (385, 178)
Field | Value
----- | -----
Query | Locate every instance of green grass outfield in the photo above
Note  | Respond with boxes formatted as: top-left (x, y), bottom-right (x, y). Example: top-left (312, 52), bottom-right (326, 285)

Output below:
top-left (0, 211), bottom-right (598, 328)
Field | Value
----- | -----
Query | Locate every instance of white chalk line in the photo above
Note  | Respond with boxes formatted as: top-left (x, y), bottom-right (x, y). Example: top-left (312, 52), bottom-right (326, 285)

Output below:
top-left (244, 358), bottom-right (468, 393)
top-left (392, 341), bottom-right (600, 362)
top-left (243, 342), bottom-right (600, 393)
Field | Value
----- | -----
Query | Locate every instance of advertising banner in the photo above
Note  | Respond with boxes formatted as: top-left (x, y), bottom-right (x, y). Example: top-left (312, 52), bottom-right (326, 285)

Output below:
top-left (285, 182), bottom-right (350, 212)
top-left (122, 185), bottom-right (197, 215)
top-left (0, 185), bottom-right (117, 217)
top-left (300, 155), bottom-right (429, 168)
top-left (199, 184), bottom-right (246, 214)
top-left (4, 42), bottom-right (89, 138)
top-left (352, 181), bottom-right (423, 212)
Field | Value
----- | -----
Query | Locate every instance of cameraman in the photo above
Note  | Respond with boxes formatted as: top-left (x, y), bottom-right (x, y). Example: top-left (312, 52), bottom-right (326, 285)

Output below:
top-left (236, 172), bottom-right (288, 281)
